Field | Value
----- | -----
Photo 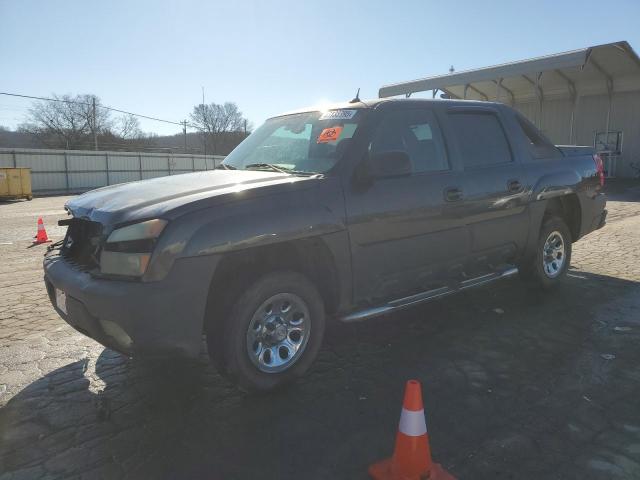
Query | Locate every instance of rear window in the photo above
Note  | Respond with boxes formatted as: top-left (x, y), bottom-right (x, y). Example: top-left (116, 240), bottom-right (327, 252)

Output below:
top-left (448, 112), bottom-right (512, 168)
top-left (515, 114), bottom-right (561, 159)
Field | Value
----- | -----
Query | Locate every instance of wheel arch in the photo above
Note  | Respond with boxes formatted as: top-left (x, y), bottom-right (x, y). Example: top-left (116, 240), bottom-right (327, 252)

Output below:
top-left (203, 238), bottom-right (342, 332)
top-left (543, 194), bottom-right (582, 242)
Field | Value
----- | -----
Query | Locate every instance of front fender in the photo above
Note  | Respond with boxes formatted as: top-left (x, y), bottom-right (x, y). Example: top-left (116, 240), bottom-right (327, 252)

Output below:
top-left (145, 179), bottom-right (346, 281)
top-left (185, 191), bottom-right (345, 256)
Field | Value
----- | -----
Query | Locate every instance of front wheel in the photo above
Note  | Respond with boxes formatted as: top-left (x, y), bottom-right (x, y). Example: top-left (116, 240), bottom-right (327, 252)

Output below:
top-left (519, 216), bottom-right (572, 289)
top-left (208, 271), bottom-right (325, 393)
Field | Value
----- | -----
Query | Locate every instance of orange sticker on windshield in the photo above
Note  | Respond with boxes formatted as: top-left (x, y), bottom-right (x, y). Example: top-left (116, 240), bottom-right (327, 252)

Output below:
top-left (317, 126), bottom-right (343, 143)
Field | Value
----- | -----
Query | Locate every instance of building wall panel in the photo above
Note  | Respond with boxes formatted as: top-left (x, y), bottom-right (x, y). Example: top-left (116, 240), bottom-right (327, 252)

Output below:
top-left (16, 152), bottom-right (66, 172)
top-left (68, 172), bottom-right (109, 190)
top-left (141, 156), bottom-right (170, 173)
top-left (107, 154), bottom-right (140, 171)
top-left (0, 149), bottom-right (223, 194)
top-left (0, 152), bottom-right (14, 167)
top-left (31, 172), bottom-right (67, 192)
top-left (170, 157), bottom-right (193, 171)
top-left (108, 171), bottom-right (141, 185)
top-left (67, 153), bottom-right (107, 172)
top-left (514, 90), bottom-right (640, 177)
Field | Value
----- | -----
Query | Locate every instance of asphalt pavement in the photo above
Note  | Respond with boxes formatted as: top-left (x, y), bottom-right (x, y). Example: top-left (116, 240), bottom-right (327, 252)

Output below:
top-left (1, 182), bottom-right (640, 479)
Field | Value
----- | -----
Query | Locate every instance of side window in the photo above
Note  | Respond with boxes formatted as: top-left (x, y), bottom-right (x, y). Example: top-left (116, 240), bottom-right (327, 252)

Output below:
top-left (515, 114), bottom-right (562, 159)
top-left (369, 109), bottom-right (449, 173)
top-left (448, 112), bottom-right (512, 168)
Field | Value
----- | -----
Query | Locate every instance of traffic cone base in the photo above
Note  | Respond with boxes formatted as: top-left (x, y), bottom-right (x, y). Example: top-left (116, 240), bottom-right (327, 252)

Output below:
top-left (33, 217), bottom-right (51, 244)
top-left (368, 380), bottom-right (456, 480)
top-left (369, 458), bottom-right (455, 480)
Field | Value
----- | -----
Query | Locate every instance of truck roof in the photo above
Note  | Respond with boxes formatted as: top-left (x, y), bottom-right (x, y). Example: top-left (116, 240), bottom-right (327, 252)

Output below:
top-left (272, 97), bottom-right (502, 119)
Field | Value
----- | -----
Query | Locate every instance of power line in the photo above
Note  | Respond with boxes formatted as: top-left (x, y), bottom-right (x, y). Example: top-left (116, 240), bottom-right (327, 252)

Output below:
top-left (0, 91), bottom-right (199, 128)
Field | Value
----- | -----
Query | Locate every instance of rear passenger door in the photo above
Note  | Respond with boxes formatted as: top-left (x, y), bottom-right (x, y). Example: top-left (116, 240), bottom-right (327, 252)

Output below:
top-left (345, 106), bottom-right (469, 304)
top-left (444, 107), bottom-right (528, 268)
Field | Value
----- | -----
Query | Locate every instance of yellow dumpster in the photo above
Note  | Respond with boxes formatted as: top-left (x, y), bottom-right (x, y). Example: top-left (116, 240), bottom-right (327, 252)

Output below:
top-left (0, 168), bottom-right (33, 201)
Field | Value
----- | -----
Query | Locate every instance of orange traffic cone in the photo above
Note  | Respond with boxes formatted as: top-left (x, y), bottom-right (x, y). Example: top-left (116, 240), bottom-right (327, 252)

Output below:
top-left (33, 217), bottom-right (51, 244)
top-left (369, 380), bottom-right (455, 480)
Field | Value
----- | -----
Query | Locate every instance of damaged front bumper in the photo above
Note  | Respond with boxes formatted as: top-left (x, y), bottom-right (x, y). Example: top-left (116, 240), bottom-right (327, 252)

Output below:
top-left (43, 251), bottom-right (219, 358)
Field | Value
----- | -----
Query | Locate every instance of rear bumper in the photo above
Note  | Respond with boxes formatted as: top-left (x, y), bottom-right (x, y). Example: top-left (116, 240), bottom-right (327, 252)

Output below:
top-left (43, 253), bottom-right (219, 358)
top-left (580, 192), bottom-right (607, 237)
top-left (595, 208), bottom-right (607, 230)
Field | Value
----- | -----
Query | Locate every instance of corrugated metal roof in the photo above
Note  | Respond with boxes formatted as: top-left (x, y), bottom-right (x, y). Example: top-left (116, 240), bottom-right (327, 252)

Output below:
top-left (379, 41), bottom-right (640, 102)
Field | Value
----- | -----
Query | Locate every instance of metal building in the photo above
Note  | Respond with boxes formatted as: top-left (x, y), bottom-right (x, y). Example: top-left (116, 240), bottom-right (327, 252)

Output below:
top-left (379, 41), bottom-right (640, 178)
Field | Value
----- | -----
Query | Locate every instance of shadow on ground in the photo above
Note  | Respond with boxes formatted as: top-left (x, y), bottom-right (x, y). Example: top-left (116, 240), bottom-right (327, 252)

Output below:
top-left (2, 270), bottom-right (640, 479)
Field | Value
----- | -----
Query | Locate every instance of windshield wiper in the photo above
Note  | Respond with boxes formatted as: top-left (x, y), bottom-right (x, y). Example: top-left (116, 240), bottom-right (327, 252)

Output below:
top-left (215, 163), bottom-right (237, 170)
top-left (244, 163), bottom-right (293, 174)
top-left (243, 163), bottom-right (319, 176)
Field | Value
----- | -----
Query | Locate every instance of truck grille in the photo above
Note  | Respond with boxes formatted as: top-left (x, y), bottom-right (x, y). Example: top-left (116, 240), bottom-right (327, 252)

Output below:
top-left (60, 218), bottom-right (104, 271)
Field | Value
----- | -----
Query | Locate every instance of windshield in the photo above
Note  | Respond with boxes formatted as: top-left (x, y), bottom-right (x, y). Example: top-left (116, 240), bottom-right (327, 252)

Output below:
top-left (221, 109), bottom-right (364, 174)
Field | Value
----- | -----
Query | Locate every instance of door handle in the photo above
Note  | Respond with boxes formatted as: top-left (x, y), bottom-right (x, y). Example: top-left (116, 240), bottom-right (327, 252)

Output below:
top-left (444, 186), bottom-right (463, 202)
top-left (507, 179), bottom-right (522, 193)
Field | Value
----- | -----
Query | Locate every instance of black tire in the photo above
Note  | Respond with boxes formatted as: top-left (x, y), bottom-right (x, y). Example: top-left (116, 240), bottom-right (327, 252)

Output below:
top-left (207, 271), bottom-right (325, 393)
top-left (519, 216), bottom-right (572, 289)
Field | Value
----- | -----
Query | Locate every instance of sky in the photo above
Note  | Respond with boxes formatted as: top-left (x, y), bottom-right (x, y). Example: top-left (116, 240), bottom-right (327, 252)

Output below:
top-left (1, 0), bottom-right (639, 136)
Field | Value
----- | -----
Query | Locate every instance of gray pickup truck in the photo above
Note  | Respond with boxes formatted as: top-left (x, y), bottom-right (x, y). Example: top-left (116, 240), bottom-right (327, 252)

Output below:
top-left (44, 98), bottom-right (607, 391)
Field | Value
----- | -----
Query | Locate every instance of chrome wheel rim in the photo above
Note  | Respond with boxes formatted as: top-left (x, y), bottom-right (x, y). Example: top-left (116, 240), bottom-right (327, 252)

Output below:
top-left (246, 293), bottom-right (311, 373)
top-left (542, 230), bottom-right (565, 278)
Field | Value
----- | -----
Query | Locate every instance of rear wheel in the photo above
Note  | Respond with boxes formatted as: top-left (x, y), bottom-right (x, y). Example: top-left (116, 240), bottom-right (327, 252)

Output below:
top-left (519, 216), bottom-right (572, 289)
top-left (207, 271), bottom-right (325, 392)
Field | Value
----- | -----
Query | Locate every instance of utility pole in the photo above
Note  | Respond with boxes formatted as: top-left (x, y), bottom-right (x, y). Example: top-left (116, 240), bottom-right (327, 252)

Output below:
top-left (244, 119), bottom-right (247, 137)
top-left (92, 96), bottom-right (98, 151)
top-left (201, 87), bottom-right (207, 159)
top-left (182, 120), bottom-right (187, 153)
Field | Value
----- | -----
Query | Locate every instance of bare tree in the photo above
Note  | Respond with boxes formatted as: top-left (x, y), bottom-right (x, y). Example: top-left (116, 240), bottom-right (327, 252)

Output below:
top-left (19, 94), bottom-right (112, 149)
top-left (114, 114), bottom-right (142, 139)
top-left (189, 101), bottom-right (249, 154)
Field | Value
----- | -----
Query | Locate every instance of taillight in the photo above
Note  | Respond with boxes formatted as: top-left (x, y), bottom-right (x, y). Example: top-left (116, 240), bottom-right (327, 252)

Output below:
top-left (593, 153), bottom-right (605, 188)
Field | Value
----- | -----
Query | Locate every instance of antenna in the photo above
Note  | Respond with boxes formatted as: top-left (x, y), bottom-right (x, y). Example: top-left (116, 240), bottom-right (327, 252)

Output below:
top-left (350, 87), bottom-right (361, 104)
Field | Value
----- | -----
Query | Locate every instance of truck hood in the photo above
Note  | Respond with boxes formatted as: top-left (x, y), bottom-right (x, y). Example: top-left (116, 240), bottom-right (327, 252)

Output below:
top-left (65, 170), bottom-right (315, 226)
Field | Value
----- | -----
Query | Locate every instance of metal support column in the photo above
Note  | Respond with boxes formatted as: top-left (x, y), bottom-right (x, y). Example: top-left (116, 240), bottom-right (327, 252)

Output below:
top-left (105, 152), bottom-right (110, 186)
top-left (570, 94), bottom-right (581, 145)
top-left (492, 78), bottom-right (514, 105)
top-left (604, 79), bottom-right (614, 143)
top-left (604, 80), bottom-right (615, 175)
top-left (466, 84), bottom-right (489, 101)
top-left (555, 69), bottom-right (578, 143)
top-left (63, 151), bottom-right (69, 192)
top-left (589, 56), bottom-right (616, 175)
top-left (536, 72), bottom-right (544, 131)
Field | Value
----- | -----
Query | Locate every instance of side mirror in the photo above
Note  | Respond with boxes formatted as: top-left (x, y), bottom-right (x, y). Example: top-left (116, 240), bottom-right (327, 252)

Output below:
top-left (369, 151), bottom-right (412, 178)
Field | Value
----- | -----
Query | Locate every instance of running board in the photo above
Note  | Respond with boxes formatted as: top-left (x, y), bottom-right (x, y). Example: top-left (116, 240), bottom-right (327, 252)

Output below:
top-left (339, 267), bottom-right (518, 323)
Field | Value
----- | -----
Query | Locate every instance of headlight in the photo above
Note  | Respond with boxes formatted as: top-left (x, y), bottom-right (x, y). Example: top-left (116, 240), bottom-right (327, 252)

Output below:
top-left (107, 219), bottom-right (167, 243)
top-left (100, 219), bottom-right (167, 277)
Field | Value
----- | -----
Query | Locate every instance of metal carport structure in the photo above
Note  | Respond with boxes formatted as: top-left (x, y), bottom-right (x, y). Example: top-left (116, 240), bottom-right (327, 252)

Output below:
top-left (379, 41), bottom-right (640, 177)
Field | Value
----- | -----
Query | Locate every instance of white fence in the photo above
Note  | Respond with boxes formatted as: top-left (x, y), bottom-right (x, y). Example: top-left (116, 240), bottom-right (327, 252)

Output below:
top-left (0, 148), bottom-right (226, 195)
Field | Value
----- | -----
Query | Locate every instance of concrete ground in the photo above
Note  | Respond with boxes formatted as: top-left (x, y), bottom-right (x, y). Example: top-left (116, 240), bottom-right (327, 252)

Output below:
top-left (1, 183), bottom-right (640, 479)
